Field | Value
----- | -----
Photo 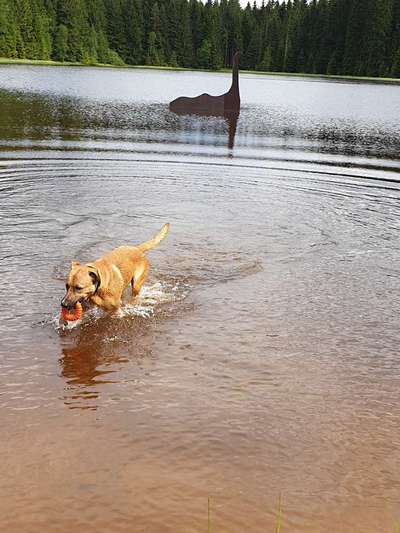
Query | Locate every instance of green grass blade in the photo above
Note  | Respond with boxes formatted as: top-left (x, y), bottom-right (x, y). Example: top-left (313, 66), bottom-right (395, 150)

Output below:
top-left (275, 493), bottom-right (283, 533)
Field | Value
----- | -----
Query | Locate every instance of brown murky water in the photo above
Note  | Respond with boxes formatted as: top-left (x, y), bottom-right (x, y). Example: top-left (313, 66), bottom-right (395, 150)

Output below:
top-left (1, 66), bottom-right (400, 533)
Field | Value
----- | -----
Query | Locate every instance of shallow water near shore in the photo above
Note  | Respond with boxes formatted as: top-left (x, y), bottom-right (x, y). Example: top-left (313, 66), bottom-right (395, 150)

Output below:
top-left (1, 65), bottom-right (400, 533)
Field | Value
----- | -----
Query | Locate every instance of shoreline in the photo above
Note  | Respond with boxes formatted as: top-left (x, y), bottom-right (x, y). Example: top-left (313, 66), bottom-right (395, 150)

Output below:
top-left (1, 56), bottom-right (400, 85)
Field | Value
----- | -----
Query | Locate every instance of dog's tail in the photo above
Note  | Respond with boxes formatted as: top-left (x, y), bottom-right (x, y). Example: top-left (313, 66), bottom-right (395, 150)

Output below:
top-left (137, 223), bottom-right (170, 252)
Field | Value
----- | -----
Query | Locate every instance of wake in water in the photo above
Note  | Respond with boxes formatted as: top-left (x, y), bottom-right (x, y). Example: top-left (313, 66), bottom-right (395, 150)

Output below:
top-left (53, 278), bottom-right (188, 333)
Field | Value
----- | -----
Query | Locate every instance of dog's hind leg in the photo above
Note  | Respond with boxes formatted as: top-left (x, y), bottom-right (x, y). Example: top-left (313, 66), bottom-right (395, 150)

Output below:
top-left (130, 257), bottom-right (150, 299)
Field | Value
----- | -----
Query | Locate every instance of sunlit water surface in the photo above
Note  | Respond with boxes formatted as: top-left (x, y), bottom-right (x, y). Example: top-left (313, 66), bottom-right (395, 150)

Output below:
top-left (1, 65), bottom-right (400, 533)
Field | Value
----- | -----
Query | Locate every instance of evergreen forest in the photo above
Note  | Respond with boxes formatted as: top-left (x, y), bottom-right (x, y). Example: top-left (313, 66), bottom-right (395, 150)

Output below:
top-left (0, 0), bottom-right (400, 77)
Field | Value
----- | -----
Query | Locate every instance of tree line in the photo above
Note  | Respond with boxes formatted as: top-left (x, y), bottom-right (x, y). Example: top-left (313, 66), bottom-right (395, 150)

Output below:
top-left (0, 0), bottom-right (399, 78)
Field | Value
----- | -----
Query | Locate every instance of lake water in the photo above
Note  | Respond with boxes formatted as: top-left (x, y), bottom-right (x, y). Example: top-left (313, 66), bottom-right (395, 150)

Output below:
top-left (0, 65), bottom-right (400, 533)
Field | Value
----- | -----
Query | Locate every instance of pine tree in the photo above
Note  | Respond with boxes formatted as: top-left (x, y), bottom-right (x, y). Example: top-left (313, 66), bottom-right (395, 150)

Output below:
top-left (54, 24), bottom-right (68, 61)
top-left (225, 0), bottom-right (242, 63)
top-left (169, 50), bottom-right (178, 67)
top-left (313, 0), bottom-right (330, 73)
top-left (390, 0), bottom-right (400, 68)
top-left (198, 38), bottom-right (211, 68)
top-left (85, 0), bottom-right (110, 63)
top-left (96, 30), bottom-right (109, 63)
top-left (124, 0), bottom-right (143, 64)
top-left (258, 46), bottom-right (271, 71)
top-left (0, 0), bottom-right (17, 57)
top-left (364, 0), bottom-right (392, 76)
top-left (189, 0), bottom-right (203, 66)
top-left (343, 0), bottom-right (369, 75)
top-left (150, 2), bottom-right (165, 64)
top-left (391, 48), bottom-right (400, 77)
top-left (284, 0), bottom-right (307, 72)
top-left (266, 8), bottom-right (282, 71)
top-left (32, 0), bottom-right (52, 60)
top-left (16, 0), bottom-right (35, 58)
top-left (246, 23), bottom-right (261, 69)
top-left (241, 3), bottom-right (254, 67)
top-left (177, 0), bottom-right (193, 67)
top-left (146, 31), bottom-right (160, 65)
top-left (104, 0), bottom-right (127, 61)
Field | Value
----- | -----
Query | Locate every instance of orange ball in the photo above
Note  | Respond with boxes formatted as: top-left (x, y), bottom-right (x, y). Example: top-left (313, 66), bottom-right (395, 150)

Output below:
top-left (60, 302), bottom-right (83, 322)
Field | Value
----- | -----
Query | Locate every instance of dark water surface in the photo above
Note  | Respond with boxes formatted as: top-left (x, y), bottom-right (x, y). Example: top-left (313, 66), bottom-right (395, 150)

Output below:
top-left (1, 65), bottom-right (400, 533)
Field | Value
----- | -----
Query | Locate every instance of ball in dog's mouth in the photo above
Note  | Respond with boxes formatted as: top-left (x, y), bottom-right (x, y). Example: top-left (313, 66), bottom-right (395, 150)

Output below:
top-left (60, 302), bottom-right (83, 322)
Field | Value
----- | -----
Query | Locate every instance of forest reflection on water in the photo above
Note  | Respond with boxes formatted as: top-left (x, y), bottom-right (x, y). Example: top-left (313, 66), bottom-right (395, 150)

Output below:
top-left (0, 65), bottom-right (400, 533)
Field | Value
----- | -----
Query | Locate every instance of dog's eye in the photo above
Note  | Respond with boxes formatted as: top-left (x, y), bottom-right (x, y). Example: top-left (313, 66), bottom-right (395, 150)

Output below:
top-left (76, 286), bottom-right (83, 291)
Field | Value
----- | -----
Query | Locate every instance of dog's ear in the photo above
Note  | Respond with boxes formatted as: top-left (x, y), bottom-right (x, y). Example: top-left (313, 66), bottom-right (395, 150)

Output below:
top-left (71, 261), bottom-right (80, 269)
top-left (89, 270), bottom-right (99, 284)
top-left (87, 264), bottom-right (102, 288)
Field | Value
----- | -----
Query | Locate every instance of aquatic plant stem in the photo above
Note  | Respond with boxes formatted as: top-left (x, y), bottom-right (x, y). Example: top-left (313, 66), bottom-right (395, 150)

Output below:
top-left (275, 493), bottom-right (283, 533)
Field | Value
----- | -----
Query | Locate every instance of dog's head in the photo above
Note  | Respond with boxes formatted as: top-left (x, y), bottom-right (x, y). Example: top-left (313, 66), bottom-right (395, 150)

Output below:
top-left (61, 261), bottom-right (100, 310)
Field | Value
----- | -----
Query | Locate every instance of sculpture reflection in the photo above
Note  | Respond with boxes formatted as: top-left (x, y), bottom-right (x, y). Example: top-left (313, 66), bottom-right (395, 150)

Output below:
top-left (169, 52), bottom-right (240, 149)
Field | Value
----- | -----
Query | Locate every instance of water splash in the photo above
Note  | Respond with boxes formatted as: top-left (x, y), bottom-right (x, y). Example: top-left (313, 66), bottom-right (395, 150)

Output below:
top-left (116, 282), bottom-right (177, 319)
top-left (53, 280), bottom-right (187, 333)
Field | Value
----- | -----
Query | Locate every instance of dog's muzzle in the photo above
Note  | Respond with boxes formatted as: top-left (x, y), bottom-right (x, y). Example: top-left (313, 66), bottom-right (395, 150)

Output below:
top-left (61, 297), bottom-right (78, 310)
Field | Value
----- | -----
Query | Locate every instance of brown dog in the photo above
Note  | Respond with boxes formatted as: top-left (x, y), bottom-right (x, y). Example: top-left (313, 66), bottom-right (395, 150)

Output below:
top-left (61, 223), bottom-right (169, 314)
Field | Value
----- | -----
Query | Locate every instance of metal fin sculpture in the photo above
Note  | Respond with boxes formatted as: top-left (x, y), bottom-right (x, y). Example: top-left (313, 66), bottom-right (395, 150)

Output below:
top-left (169, 52), bottom-right (240, 148)
top-left (169, 52), bottom-right (240, 114)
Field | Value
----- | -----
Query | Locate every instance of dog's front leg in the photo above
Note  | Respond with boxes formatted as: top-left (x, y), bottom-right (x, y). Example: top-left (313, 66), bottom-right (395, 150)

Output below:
top-left (91, 294), bottom-right (122, 313)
